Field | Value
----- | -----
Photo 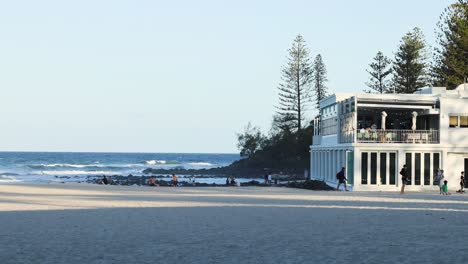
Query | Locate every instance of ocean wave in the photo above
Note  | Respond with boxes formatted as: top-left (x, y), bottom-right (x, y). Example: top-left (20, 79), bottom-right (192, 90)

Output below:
top-left (37, 170), bottom-right (120, 176)
top-left (0, 175), bottom-right (17, 179)
top-left (0, 172), bottom-right (19, 176)
top-left (145, 160), bottom-right (180, 165)
top-left (29, 163), bottom-right (99, 168)
top-left (28, 163), bottom-right (145, 170)
top-left (187, 162), bottom-right (213, 166)
top-left (0, 175), bottom-right (20, 183)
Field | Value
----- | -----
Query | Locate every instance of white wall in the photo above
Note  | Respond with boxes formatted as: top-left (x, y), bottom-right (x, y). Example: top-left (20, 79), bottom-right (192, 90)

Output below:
top-left (446, 153), bottom-right (466, 190)
top-left (439, 97), bottom-right (468, 146)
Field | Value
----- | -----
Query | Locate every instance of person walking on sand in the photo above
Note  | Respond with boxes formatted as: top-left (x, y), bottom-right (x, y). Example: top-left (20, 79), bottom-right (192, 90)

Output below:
top-left (172, 174), bottom-right (178, 187)
top-left (458, 171), bottom-right (465, 193)
top-left (336, 167), bottom-right (348, 191)
top-left (400, 165), bottom-right (409, 194)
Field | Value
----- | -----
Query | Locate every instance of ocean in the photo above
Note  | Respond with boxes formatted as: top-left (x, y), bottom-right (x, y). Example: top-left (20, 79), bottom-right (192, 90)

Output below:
top-left (0, 152), bottom-right (242, 184)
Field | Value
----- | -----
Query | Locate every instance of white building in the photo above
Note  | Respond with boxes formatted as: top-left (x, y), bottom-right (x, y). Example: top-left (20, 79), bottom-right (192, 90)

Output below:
top-left (310, 84), bottom-right (468, 191)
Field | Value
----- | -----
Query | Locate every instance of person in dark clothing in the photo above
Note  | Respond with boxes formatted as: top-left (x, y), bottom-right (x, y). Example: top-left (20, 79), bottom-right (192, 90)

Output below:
top-left (458, 171), bottom-right (465, 193)
top-left (148, 176), bottom-right (156, 186)
top-left (400, 165), bottom-right (409, 194)
top-left (336, 167), bottom-right (348, 191)
top-left (101, 175), bottom-right (108, 185)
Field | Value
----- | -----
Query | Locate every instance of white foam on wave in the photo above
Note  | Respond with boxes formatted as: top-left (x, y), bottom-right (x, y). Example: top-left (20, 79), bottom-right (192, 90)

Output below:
top-left (145, 160), bottom-right (166, 165)
top-left (187, 162), bottom-right (213, 166)
top-left (37, 170), bottom-right (120, 176)
top-left (0, 175), bottom-right (21, 183)
top-left (31, 163), bottom-right (146, 169)
top-left (33, 163), bottom-right (97, 168)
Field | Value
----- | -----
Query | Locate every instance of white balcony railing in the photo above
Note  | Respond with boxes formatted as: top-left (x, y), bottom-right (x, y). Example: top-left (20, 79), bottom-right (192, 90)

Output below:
top-left (356, 129), bottom-right (439, 144)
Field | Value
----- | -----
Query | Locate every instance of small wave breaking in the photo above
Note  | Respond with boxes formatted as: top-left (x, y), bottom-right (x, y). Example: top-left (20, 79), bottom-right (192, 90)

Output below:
top-left (187, 162), bottom-right (213, 166)
top-left (144, 160), bottom-right (180, 165)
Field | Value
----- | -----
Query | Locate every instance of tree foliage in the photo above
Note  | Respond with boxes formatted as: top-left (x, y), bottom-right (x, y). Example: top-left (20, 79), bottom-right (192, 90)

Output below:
top-left (365, 51), bottom-right (393, 93)
top-left (236, 122), bottom-right (266, 158)
top-left (277, 34), bottom-right (313, 132)
top-left (312, 54), bottom-right (329, 108)
top-left (433, 0), bottom-right (468, 89)
top-left (392, 27), bottom-right (429, 93)
top-left (233, 126), bottom-right (312, 173)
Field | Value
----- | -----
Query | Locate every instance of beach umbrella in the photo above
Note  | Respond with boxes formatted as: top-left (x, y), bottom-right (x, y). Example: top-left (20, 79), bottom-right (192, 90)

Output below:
top-left (411, 111), bottom-right (418, 131)
top-left (381, 111), bottom-right (387, 131)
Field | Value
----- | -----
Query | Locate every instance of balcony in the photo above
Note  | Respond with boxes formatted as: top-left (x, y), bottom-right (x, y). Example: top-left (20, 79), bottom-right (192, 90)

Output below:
top-left (356, 129), bottom-right (439, 144)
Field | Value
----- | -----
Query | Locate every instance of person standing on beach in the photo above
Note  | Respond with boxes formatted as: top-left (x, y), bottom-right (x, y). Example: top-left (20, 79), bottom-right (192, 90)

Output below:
top-left (336, 167), bottom-right (348, 191)
top-left (458, 171), bottom-right (465, 193)
top-left (148, 176), bottom-right (156, 186)
top-left (172, 174), bottom-right (178, 187)
top-left (101, 175), bottom-right (108, 185)
top-left (442, 180), bottom-right (449, 195)
top-left (400, 165), bottom-right (409, 194)
top-left (267, 174), bottom-right (272, 185)
top-left (436, 169), bottom-right (445, 194)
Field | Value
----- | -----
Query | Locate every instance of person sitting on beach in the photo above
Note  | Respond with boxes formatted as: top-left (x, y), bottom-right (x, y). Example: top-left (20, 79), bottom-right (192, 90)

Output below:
top-left (442, 180), bottom-right (449, 195)
top-left (148, 176), bottom-right (156, 187)
top-left (230, 176), bottom-right (236, 185)
top-left (172, 174), bottom-right (178, 187)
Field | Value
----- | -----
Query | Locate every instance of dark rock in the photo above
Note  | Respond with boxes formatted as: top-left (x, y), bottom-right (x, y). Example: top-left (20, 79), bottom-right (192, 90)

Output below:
top-left (285, 180), bottom-right (334, 191)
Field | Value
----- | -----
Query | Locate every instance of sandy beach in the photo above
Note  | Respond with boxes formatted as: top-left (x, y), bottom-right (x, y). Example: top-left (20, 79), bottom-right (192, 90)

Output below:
top-left (0, 184), bottom-right (467, 264)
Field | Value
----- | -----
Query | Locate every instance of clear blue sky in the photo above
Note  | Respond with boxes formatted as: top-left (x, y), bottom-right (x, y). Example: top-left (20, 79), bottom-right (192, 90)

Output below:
top-left (0, 0), bottom-right (452, 153)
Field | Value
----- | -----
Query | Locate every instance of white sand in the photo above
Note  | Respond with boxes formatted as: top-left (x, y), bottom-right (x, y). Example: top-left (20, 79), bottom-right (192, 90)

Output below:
top-left (0, 184), bottom-right (467, 264)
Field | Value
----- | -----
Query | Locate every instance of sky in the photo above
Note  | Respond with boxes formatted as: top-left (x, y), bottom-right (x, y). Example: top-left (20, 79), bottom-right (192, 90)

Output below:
top-left (0, 0), bottom-right (453, 153)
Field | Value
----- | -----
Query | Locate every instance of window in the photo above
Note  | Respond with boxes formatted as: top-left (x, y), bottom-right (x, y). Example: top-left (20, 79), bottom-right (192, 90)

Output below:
top-left (415, 153), bottom-right (421, 185)
top-left (321, 118), bottom-right (337, 135)
top-left (449, 116), bottom-right (458, 128)
top-left (433, 153), bottom-right (440, 186)
top-left (405, 153), bottom-right (412, 185)
top-left (389, 153), bottom-right (396, 185)
top-left (424, 153), bottom-right (431, 185)
top-left (361, 152), bottom-right (368, 184)
top-left (380, 153), bottom-right (387, 185)
top-left (461, 116), bottom-right (468, 128)
top-left (370, 152), bottom-right (377, 185)
top-left (361, 151), bottom-right (396, 186)
top-left (449, 115), bottom-right (468, 128)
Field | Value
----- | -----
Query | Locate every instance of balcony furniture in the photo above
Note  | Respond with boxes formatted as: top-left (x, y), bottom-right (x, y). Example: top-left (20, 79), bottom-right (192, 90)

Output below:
top-left (385, 132), bottom-right (393, 142)
top-left (357, 133), bottom-right (363, 140)
top-left (364, 133), bottom-right (370, 141)
top-left (406, 133), bottom-right (420, 143)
